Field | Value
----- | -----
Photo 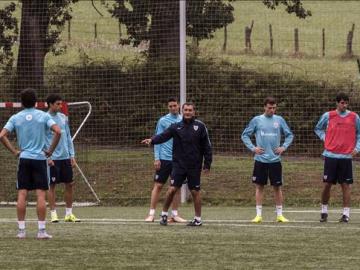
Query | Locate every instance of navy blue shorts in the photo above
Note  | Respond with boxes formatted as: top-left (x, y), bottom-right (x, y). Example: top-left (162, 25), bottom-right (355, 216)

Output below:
top-left (252, 161), bottom-right (282, 186)
top-left (323, 157), bottom-right (353, 185)
top-left (154, 160), bottom-right (172, 184)
top-left (49, 159), bottom-right (74, 185)
top-left (171, 164), bottom-right (201, 191)
top-left (17, 158), bottom-right (49, 190)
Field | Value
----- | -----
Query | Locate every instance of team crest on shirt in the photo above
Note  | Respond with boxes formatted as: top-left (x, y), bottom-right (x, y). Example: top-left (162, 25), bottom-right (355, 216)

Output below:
top-left (273, 122), bottom-right (279, 128)
top-left (171, 179), bottom-right (174, 185)
top-left (155, 174), bottom-right (159, 180)
top-left (323, 175), bottom-right (328, 180)
top-left (193, 125), bottom-right (199, 131)
top-left (252, 176), bottom-right (256, 181)
top-left (25, 114), bottom-right (32, 121)
top-left (51, 177), bottom-right (56, 182)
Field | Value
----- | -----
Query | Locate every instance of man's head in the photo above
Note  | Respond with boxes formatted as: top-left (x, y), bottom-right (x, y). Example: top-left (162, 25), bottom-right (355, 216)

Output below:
top-left (167, 97), bottom-right (179, 115)
top-left (21, 88), bottom-right (37, 108)
top-left (46, 94), bottom-right (63, 113)
top-left (182, 102), bottom-right (195, 120)
top-left (336, 92), bottom-right (349, 113)
top-left (263, 96), bottom-right (277, 117)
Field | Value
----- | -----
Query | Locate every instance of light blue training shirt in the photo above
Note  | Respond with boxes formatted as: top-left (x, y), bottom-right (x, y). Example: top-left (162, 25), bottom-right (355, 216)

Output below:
top-left (154, 113), bottom-right (182, 161)
top-left (4, 108), bottom-right (56, 160)
top-left (46, 112), bottom-right (75, 160)
top-left (241, 114), bottom-right (294, 163)
top-left (314, 110), bottom-right (360, 159)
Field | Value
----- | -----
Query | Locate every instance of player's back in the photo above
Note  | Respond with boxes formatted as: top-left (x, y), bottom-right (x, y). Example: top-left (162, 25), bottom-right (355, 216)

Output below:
top-left (6, 108), bottom-right (53, 160)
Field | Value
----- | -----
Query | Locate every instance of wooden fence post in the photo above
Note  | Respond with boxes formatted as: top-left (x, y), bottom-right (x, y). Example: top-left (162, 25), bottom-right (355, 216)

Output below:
top-left (322, 28), bottom-right (325, 57)
top-left (223, 25), bottom-right (227, 52)
top-left (346, 23), bottom-right (355, 57)
top-left (94, 23), bottom-right (98, 40)
top-left (245, 20), bottom-right (254, 53)
top-left (294, 28), bottom-right (299, 55)
top-left (269, 24), bottom-right (273, 56)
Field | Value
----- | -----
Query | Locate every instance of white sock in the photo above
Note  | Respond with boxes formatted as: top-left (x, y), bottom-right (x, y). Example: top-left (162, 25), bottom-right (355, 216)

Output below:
top-left (343, 207), bottom-right (350, 217)
top-left (38, 221), bottom-right (46, 230)
top-left (194, 216), bottom-right (201, 221)
top-left (51, 210), bottom-right (57, 215)
top-left (256, 205), bottom-right (262, 216)
top-left (171, 210), bottom-right (178, 217)
top-left (149, 209), bottom-right (155, 216)
top-left (65, 208), bottom-right (72, 216)
top-left (161, 211), bottom-right (168, 216)
top-left (18, 221), bottom-right (25, 230)
top-left (321, 204), bottom-right (328, 214)
top-left (276, 205), bottom-right (283, 216)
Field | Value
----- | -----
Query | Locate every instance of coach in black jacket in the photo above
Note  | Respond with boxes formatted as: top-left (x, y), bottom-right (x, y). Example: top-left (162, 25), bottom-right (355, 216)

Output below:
top-left (142, 102), bottom-right (212, 226)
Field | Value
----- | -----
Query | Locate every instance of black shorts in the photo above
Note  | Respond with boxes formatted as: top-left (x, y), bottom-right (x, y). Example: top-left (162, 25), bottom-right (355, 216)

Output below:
top-left (323, 157), bottom-right (353, 184)
top-left (49, 159), bottom-right (74, 185)
top-left (17, 158), bottom-right (49, 190)
top-left (171, 164), bottom-right (201, 191)
top-left (154, 160), bottom-right (173, 184)
top-left (252, 161), bottom-right (282, 186)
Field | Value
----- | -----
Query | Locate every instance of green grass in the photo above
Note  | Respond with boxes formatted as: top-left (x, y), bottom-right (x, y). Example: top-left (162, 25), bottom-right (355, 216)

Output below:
top-left (1, 149), bottom-right (360, 207)
top-left (1, 1), bottom-right (360, 84)
top-left (1, 206), bottom-right (360, 269)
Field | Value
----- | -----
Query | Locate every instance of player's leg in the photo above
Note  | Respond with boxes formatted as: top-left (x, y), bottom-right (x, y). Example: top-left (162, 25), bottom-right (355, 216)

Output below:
top-left (252, 161), bottom-right (267, 223)
top-left (340, 183), bottom-right (351, 222)
top-left (320, 157), bottom-right (337, 222)
top-left (48, 184), bottom-right (59, 223)
top-left (16, 189), bottom-right (27, 238)
top-left (338, 158), bottom-right (353, 222)
top-left (33, 159), bottom-right (52, 239)
top-left (186, 169), bottom-right (202, 226)
top-left (16, 158), bottom-right (31, 238)
top-left (160, 164), bottom-right (185, 225)
top-left (62, 160), bottom-right (79, 222)
top-left (145, 160), bottom-right (170, 222)
top-left (145, 182), bottom-right (163, 222)
top-left (269, 162), bottom-right (288, 222)
top-left (168, 189), bottom-right (187, 223)
top-left (48, 162), bottom-right (59, 222)
top-left (160, 186), bottom-right (180, 225)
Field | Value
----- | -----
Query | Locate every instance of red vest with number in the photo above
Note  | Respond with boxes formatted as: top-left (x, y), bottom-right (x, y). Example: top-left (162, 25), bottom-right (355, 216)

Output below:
top-left (324, 110), bottom-right (356, 154)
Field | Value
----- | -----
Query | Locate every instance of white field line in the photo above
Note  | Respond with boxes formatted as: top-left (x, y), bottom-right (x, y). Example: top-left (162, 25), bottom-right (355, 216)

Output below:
top-left (0, 217), bottom-right (359, 227)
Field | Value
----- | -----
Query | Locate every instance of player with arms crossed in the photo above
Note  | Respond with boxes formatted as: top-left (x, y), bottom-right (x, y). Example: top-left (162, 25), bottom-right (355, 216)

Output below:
top-left (145, 97), bottom-right (186, 223)
top-left (0, 89), bottom-right (61, 239)
top-left (142, 102), bottom-right (212, 226)
top-left (46, 94), bottom-right (80, 223)
top-left (315, 92), bottom-right (360, 223)
top-left (241, 96), bottom-right (294, 223)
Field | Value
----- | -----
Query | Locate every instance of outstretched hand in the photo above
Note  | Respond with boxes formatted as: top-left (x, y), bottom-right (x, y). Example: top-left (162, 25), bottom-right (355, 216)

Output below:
top-left (141, 138), bottom-right (152, 145)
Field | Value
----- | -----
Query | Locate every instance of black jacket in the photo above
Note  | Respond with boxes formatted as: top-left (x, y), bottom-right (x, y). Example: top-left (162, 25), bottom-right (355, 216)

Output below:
top-left (151, 117), bottom-right (212, 170)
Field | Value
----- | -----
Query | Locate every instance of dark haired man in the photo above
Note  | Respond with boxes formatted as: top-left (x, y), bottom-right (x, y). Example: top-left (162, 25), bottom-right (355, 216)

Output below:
top-left (0, 89), bottom-right (61, 239)
top-left (142, 102), bottom-right (212, 226)
top-left (46, 94), bottom-right (80, 223)
top-left (315, 92), bottom-right (360, 223)
top-left (242, 97), bottom-right (294, 223)
top-left (145, 97), bottom-right (186, 223)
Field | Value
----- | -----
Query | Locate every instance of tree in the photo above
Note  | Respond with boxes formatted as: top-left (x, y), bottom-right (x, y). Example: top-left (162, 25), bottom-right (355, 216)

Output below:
top-left (104, 0), bottom-right (234, 59)
top-left (0, 3), bottom-right (18, 71)
top-left (17, 0), bottom-right (77, 90)
top-left (262, 0), bottom-right (311, 19)
top-left (104, 0), bottom-right (310, 59)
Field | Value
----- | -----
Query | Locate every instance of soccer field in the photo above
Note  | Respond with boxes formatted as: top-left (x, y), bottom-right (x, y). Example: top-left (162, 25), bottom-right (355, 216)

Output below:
top-left (1, 206), bottom-right (360, 270)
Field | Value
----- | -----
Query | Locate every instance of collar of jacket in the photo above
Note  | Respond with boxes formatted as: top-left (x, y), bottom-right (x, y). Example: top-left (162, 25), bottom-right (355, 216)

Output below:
top-left (182, 117), bottom-right (195, 125)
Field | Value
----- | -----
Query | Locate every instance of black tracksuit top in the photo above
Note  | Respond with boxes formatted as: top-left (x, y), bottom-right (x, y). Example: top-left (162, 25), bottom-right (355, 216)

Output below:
top-left (151, 117), bottom-right (212, 170)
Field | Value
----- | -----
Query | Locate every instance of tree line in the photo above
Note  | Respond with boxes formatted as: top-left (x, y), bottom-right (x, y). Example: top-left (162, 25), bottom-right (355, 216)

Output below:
top-left (0, 0), bottom-right (310, 91)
